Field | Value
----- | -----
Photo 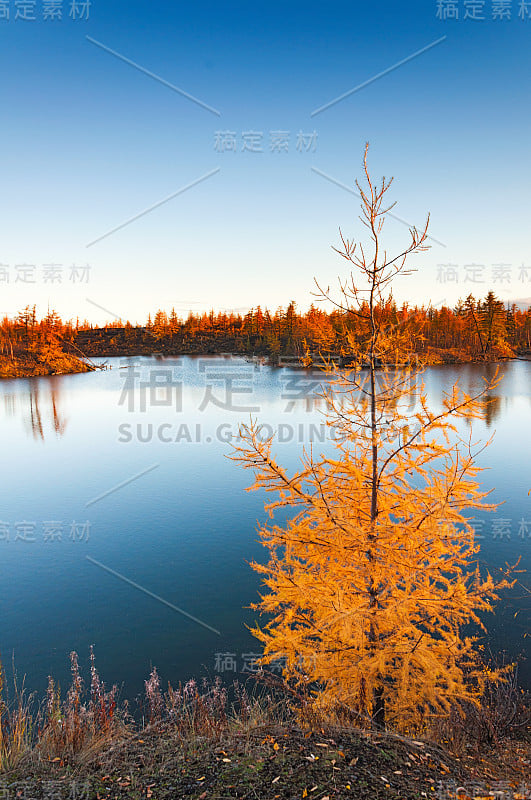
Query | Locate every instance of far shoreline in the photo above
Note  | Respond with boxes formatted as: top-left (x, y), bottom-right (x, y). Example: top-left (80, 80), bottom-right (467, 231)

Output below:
top-left (1, 347), bottom-right (528, 380)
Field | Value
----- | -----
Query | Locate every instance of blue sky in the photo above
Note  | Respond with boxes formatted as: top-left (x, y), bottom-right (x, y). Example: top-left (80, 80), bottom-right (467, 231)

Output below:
top-left (1, 0), bottom-right (530, 323)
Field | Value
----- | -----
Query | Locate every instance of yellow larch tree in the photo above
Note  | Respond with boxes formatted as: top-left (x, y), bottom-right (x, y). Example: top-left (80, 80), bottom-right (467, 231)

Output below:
top-left (232, 145), bottom-right (510, 733)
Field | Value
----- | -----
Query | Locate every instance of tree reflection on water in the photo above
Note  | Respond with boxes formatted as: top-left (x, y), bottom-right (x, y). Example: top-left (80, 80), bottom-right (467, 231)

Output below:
top-left (3, 379), bottom-right (68, 440)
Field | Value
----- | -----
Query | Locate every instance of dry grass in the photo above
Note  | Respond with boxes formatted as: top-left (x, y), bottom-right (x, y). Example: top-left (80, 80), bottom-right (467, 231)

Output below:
top-left (0, 658), bottom-right (33, 771)
top-left (428, 666), bottom-right (531, 755)
top-left (34, 648), bottom-right (124, 766)
top-left (0, 648), bottom-right (529, 797)
top-left (1, 651), bottom-right (287, 778)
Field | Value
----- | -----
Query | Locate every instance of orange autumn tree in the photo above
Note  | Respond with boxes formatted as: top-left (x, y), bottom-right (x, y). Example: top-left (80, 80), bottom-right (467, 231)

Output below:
top-left (232, 145), bottom-right (509, 733)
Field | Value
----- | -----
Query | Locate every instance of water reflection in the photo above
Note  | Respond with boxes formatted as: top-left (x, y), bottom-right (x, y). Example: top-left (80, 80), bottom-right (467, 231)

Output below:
top-left (0, 360), bottom-right (516, 438)
top-left (2, 379), bottom-right (68, 440)
top-left (0, 357), bottom-right (528, 697)
top-left (481, 392), bottom-right (503, 427)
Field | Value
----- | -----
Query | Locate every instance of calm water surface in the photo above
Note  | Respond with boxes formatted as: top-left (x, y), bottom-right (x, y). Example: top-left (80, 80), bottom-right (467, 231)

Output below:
top-left (0, 356), bottom-right (529, 697)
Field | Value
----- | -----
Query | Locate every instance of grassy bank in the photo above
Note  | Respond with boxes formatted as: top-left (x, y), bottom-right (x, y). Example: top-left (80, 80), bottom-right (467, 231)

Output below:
top-left (1, 654), bottom-right (529, 799)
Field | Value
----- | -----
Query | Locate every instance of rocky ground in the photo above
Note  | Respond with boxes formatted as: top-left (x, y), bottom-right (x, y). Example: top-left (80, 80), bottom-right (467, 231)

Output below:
top-left (4, 723), bottom-right (530, 800)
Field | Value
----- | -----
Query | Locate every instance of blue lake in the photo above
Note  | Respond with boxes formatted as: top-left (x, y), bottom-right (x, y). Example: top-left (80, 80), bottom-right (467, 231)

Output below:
top-left (0, 356), bottom-right (529, 699)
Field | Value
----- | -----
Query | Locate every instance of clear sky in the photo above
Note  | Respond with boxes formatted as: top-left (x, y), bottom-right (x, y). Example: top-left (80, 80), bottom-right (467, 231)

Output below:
top-left (1, 0), bottom-right (530, 324)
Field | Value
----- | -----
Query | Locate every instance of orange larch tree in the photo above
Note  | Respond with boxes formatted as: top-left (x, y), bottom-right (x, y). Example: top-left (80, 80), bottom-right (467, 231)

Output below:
top-left (232, 145), bottom-right (509, 733)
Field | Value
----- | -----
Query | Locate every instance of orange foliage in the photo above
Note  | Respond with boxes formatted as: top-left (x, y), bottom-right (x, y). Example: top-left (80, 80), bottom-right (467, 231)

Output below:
top-left (232, 145), bottom-right (513, 732)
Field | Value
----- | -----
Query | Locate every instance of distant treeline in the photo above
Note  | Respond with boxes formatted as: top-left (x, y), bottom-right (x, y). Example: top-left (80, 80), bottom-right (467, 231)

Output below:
top-left (2, 293), bottom-right (531, 368)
